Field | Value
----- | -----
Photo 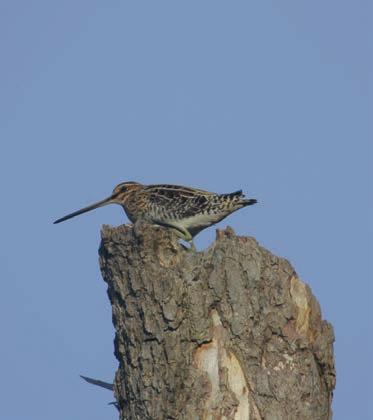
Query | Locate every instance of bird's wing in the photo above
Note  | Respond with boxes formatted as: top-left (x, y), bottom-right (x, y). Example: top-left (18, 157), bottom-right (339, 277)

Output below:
top-left (145, 184), bottom-right (213, 218)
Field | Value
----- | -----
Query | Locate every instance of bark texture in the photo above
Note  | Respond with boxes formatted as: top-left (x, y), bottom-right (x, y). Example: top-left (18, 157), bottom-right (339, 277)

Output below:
top-left (99, 222), bottom-right (335, 420)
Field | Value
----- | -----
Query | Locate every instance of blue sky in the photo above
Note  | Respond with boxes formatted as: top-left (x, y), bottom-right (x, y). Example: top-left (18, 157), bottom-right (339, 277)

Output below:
top-left (1, 1), bottom-right (371, 419)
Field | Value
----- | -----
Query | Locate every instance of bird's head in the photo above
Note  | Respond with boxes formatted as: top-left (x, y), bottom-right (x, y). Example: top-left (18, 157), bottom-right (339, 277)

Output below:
top-left (111, 181), bottom-right (142, 200)
top-left (53, 181), bottom-right (143, 224)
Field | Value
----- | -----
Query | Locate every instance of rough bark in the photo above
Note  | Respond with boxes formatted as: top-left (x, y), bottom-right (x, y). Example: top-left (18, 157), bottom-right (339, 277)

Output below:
top-left (99, 222), bottom-right (335, 420)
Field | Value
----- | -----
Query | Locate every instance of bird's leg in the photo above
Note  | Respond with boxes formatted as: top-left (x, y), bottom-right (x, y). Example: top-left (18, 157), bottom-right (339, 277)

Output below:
top-left (179, 229), bottom-right (196, 251)
top-left (175, 227), bottom-right (192, 242)
top-left (152, 220), bottom-right (196, 251)
top-left (169, 227), bottom-right (196, 251)
top-left (189, 241), bottom-right (197, 252)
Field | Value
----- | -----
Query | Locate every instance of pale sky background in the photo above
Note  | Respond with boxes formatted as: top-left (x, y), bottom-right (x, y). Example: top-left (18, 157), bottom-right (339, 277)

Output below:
top-left (0, 1), bottom-right (372, 419)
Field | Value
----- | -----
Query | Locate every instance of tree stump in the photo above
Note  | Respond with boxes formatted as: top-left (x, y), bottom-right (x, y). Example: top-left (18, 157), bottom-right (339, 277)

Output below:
top-left (99, 222), bottom-right (335, 420)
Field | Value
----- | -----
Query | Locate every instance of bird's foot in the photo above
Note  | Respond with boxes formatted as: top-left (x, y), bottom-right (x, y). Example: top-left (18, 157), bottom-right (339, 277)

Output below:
top-left (179, 240), bottom-right (196, 252)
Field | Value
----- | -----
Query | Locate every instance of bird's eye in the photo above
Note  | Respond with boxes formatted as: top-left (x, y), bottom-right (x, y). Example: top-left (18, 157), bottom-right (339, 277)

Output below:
top-left (113, 184), bottom-right (125, 195)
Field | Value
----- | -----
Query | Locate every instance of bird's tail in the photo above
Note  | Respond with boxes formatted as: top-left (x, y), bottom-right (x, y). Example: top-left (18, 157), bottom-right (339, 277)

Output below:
top-left (241, 198), bottom-right (257, 206)
top-left (222, 190), bottom-right (257, 206)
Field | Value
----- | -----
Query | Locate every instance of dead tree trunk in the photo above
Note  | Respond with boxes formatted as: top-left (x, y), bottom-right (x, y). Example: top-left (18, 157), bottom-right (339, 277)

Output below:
top-left (99, 222), bottom-right (335, 420)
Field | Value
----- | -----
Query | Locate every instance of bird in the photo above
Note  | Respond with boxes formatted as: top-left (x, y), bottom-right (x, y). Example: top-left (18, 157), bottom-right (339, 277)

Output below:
top-left (53, 181), bottom-right (257, 245)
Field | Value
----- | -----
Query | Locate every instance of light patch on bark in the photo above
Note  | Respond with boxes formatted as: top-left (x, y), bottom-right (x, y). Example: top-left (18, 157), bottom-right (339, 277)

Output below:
top-left (194, 310), bottom-right (251, 420)
top-left (290, 275), bottom-right (310, 336)
top-left (273, 353), bottom-right (295, 372)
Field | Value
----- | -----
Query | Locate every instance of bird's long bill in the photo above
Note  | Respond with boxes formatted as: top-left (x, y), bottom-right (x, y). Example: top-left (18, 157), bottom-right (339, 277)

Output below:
top-left (53, 196), bottom-right (114, 224)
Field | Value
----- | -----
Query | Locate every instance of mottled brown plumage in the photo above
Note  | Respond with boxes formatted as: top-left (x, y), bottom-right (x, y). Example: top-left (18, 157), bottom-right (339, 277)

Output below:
top-left (54, 181), bottom-right (257, 242)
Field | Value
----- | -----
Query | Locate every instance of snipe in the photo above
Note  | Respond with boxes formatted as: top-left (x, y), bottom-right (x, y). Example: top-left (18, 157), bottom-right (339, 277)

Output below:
top-left (54, 181), bottom-right (257, 244)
